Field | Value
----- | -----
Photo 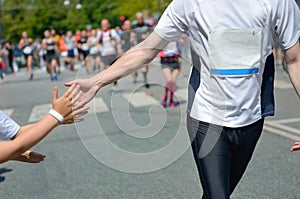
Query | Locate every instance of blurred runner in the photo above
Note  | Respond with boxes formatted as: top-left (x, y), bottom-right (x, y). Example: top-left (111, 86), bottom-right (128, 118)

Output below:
top-left (132, 12), bottom-right (152, 89)
top-left (65, 31), bottom-right (77, 71)
top-left (159, 41), bottom-right (180, 108)
top-left (77, 30), bottom-right (91, 73)
top-left (88, 29), bottom-right (102, 72)
top-left (3, 41), bottom-right (14, 73)
top-left (42, 30), bottom-right (59, 81)
top-left (19, 32), bottom-right (34, 80)
top-left (97, 19), bottom-right (122, 90)
top-left (121, 20), bottom-right (137, 82)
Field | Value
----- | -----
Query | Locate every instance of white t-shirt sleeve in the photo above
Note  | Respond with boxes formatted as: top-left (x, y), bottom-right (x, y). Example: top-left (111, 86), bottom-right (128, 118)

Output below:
top-left (111, 30), bottom-right (120, 41)
top-left (154, 0), bottom-right (192, 41)
top-left (0, 111), bottom-right (20, 140)
top-left (96, 31), bottom-right (101, 41)
top-left (273, 0), bottom-right (300, 49)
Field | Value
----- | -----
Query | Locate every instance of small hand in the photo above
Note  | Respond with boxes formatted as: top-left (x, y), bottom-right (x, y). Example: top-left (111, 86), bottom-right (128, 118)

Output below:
top-left (14, 151), bottom-right (46, 163)
top-left (52, 84), bottom-right (82, 118)
top-left (291, 142), bottom-right (300, 152)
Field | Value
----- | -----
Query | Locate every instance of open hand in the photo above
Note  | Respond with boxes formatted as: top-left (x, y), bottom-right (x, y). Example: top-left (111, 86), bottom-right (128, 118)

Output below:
top-left (64, 79), bottom-right (98, 107)
top-left (52, 85), bottom-right (89, 124)
top-left (14, 151), bottom-right (46, 163)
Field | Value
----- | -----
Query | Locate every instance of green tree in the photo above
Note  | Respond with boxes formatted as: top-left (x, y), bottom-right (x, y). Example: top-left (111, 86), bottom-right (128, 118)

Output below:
top-left (111, 0), bottom-right (172, 21)
top-left (2, 0), bottom-right (172, 42)
top-left (2, 0), bottom-right (89, 41)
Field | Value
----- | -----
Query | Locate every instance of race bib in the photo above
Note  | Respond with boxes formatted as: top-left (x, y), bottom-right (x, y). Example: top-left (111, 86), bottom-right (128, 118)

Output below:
top-left (102, 46), bottom-right (116, 56)
top-left (89, 46), bottom-right (99, 55)
top-left (82, 44), bottom-right (89, 51)
top-left (23, 46), bottom-right (32, 55)
top-left (208, 29), bottom-right (261, 77)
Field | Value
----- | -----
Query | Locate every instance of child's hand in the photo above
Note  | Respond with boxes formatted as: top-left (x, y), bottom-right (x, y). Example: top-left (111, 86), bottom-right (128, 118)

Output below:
top-left (52, 85), bottom-right (87, 120)
top-left (14, 151), bottom-right (46, 163)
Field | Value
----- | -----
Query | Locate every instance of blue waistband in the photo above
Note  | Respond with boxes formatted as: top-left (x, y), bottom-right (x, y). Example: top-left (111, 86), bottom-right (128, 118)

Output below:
top-left (210, 68), bottom-right (259, 76)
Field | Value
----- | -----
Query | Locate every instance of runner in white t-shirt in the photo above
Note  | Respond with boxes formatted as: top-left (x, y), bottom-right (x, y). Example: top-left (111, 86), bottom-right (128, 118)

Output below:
top-left (0, 85), bottom-right (88, 164)
top-left (65, 0), bottom-right (300, 198)
top-left (97, 19), bottom-right (122, 90)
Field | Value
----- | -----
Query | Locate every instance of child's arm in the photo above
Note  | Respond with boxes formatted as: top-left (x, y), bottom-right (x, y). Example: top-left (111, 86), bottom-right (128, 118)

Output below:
top-left (0, 85), bottom-right (88, 163)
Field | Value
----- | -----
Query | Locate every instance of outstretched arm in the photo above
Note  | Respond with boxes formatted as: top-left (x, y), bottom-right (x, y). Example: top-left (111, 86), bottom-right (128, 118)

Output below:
top-left (285, 41), bottom-right (300, 152)
top-left (0, 85), bottom-right (88, 163)
top-left (286, 41), bottom-right (300, 98)
top-left (65, 32), bottom-right (169, 105)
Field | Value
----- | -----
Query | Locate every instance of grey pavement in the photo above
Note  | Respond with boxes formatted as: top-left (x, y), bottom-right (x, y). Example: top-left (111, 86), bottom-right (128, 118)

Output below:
top-left (0, 57), bottom-right (300, 198)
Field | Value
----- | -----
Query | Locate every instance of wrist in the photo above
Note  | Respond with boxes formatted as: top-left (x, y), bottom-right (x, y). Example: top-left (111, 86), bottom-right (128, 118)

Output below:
top-left (91, 75), bottom-right (103, 92)
top-left (48, 109), bottom-right (64, 124)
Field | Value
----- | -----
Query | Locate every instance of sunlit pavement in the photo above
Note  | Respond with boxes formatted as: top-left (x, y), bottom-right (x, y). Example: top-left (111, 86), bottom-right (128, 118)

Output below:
top-left (0, 58), bottom-right (300, 198)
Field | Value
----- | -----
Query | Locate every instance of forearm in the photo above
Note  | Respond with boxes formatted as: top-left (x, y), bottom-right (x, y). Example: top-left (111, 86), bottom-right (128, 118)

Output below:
top-left (286, 41), bottom-right (300, 98)
top-left (92, 45), bottom-right (155, 90)
top-left (91, 32), bottom-right (168, 91)
top-left (12, 124), bottom-right (36, 139)
top-left (288, 61), bottom-right (300, 98)
top-left (0, 115), bottom-right (59, 163)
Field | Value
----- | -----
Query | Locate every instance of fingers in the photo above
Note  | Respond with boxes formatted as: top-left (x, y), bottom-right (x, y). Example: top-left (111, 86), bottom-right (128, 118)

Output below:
top-left (20, 151), bottom-right (46, 163)
top-left (52, 86), bottom-right (58, 103)
top-left (73, 106), bottom-right (90, 117)
top-left (294, 142), bottom-right (300, 145)
top-left (72, 86), bottom-right (82, 105)
top-left (63, 84), bottom-right (76, 98)
top-left (29, 151), bottom-right (46, 158)
top-left (64, 80), bottom-right (77, 87)
top-left (27, 157), bottom-right (45, 163)
top-left (73, 100), bottom-right (87, 111)
top-left (62, 107), bottom-right (90, 124)
top-left (291, 142), bottom-right (300, 152)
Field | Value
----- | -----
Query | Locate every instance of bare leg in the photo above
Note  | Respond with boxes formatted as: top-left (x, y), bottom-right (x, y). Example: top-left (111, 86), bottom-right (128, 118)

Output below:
top-left (140, 65), bottom-right (149, 88)
top-left (27, 55), bottom-right (33, 80)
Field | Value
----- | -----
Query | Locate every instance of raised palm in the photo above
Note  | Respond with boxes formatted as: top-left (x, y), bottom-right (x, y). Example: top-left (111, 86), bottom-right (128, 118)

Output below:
top-left (65, 79), bottom-right (98, 107)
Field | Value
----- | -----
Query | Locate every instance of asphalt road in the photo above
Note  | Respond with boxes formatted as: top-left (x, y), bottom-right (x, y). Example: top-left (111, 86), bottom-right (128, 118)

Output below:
top-left (0, 55), bottom-right (300, 199)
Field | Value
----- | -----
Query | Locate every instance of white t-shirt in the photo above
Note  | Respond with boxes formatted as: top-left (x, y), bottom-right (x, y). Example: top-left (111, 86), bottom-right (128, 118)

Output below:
top-left (97, 29), bottom-right (120, 56)
top-left (155, 0), bottom-right (300, 127)
top-left (0, 111), bottom-right (20, 140)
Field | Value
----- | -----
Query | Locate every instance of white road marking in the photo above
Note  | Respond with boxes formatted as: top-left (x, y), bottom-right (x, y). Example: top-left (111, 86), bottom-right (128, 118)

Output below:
top-left (28, 97), bottom-right (109, 123)
top-left (264, 124), bottom-right (300, 141)
top-left (28, 103), bottom-right (52, 123)
top-left (267, 118), bottom-right (300, 124)
top-left (123, 92), bottom-right (160, 108)
top-left (89, 97), bottom-right (109, 113)
top-left (274, 79), bottom-right (293, 89)
top-left (265, 122), bottom-right (300, 136)
top-left (2, 109), bottom-right (14, 117)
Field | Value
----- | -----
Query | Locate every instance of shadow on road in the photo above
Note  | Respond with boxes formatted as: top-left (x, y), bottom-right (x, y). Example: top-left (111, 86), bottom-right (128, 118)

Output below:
top-left (0, 168), bottom-right (13, 183)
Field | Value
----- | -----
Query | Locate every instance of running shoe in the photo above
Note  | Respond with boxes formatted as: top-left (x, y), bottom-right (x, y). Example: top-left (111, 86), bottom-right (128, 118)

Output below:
top-left (169, 101), bottom-right (178, 108)
top-left (28, 74), bottom-right (33, 81)
top-left (51, 75), bottom-right (58, 82)
top-left (161, 95), bottom-right (167, 107)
